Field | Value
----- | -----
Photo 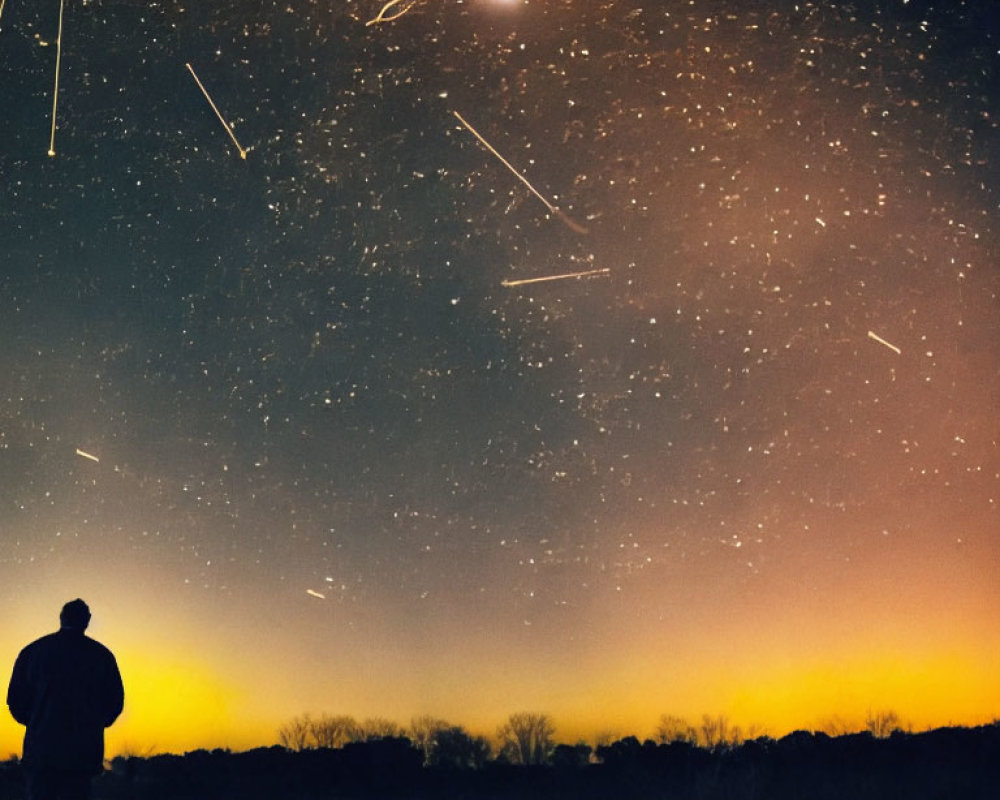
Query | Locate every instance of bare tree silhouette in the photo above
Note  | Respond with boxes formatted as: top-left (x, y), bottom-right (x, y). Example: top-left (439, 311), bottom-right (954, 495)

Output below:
top-left (277, 715), bottom-right (312, 751)
top-left (655, 714), bottom-right (699, 745)
top-left (817, 715), bottom-right (856, 736)
top-left (408, 716), bottom-right (451, 764)
top-left (497, 712), bottom-right (555, 765)
top-left (359, 716), bottom-right (403, 741)
top-left (312, 714), bottom-right (362, 748)
top-left (866, 709), bottom-right (906, 738)
top-left (699, 714), bottom-right (743, 750)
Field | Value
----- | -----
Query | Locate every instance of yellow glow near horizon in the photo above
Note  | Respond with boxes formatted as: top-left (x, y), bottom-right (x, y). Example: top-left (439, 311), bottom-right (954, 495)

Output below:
top-left (106, 649), bottom-right (246, 756)
top-left (1, 527), bottom-right (997, 759)
top-left (720, 648), bottom-right (1000, 735)
top-left (3, 637), bottom-right (998, 759)
top-left (1, 645), bottom-right (269, 759)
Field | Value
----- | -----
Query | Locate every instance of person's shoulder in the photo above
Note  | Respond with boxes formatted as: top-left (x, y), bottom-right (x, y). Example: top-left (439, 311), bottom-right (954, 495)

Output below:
top-left (15, 631), bottom-right (60, 663)
top-left (21, 631), bottom-right (60, 652)
top-left (82, 635), bottom-right (118, 660)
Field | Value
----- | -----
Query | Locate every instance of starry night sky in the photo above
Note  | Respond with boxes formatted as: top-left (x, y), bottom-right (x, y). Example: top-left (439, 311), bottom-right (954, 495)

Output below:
top-left (2, 0), bottom-right (998, 754)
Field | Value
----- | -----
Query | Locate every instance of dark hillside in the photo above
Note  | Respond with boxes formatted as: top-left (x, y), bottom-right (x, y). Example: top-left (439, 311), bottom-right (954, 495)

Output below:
top-left (2, 724), bottom-right (995, 800)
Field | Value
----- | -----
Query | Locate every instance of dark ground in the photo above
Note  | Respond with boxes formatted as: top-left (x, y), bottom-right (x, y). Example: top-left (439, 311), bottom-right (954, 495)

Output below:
top-left (2, 725), bottom-right (998, 800)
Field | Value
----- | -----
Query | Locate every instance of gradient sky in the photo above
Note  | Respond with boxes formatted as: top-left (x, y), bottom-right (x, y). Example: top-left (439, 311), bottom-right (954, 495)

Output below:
top-left (2, 0), bottom-right (998, 757)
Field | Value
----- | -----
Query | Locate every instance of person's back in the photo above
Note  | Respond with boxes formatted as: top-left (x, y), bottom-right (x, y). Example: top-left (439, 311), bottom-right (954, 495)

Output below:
top-left (7, 600), bottom-right (124, 800)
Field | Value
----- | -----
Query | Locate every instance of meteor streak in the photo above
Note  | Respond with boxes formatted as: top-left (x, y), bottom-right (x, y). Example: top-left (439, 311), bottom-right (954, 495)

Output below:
top-left (502, 268), bottom-right (610, 287)
top-left (185, 62), bottom-right (248, 159)
top-left (47, 0), bottom-right (66, 156)
top-left (867, 330), bottom-right (902, 355)
top-left (452, 111), bottom-right (588, 234)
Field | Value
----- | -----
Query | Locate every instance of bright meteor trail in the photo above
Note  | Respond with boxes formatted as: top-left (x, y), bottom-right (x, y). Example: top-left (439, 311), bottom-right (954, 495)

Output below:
top-left (501, 268), bottom-right (610, 287)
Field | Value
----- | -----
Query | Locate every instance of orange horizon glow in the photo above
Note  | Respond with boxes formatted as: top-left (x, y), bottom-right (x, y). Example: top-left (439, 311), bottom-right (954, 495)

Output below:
top-left (3, 662), bottom-right (997, 759)
top-left (3, 609), bottom-right (998, 758)
top-left (3, 508), bottom-right (998, 759)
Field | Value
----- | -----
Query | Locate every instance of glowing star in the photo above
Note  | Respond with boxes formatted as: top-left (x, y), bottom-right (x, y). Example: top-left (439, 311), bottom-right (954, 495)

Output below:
top-left (867, 330), bottom-right (902, 355)
top-left (306, 589), bottom-right (326, 600)
top-left (501, 268), bottom-right (610, 287)
top-left (185, 62), bottom-right (248, 159)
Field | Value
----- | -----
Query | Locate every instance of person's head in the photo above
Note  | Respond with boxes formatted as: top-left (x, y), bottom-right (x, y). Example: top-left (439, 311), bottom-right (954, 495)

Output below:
top-left (60, 599), bottom-right (91, 631)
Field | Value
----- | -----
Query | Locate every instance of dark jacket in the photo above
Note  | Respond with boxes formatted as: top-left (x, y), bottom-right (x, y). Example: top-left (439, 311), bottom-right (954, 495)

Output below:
top-left (7, 629), bottom-right (124, 773)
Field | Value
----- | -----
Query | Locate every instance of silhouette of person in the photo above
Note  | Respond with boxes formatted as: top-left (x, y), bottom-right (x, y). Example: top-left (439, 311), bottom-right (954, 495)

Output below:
top-left (6, 599), bottom-right (124, 800)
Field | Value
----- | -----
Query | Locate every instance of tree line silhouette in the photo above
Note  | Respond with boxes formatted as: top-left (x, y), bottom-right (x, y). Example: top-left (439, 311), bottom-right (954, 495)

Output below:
top-left (275, 708), bottom-right (914, 765)
top-left (278, 711), bottom-right (546, 766)
top-left (2, 711), bottom-right (996, 799)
